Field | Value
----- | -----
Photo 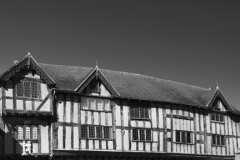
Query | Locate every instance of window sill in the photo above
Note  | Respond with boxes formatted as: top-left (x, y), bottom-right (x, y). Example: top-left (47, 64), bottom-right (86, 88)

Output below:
top-left (16, 139), bottom-right (39, 141)
top-left (174, 142), bottom-right (194, 145)
top-left (131, 140), bottom-right (153, 142)
top-left (79, 138), bottom-right (112, 140)
top-left (211, 144), bottom-right (226, 147)
top-left (130, 118), bottom-right (151, 121)
top-left (81, 109), bottom-right (112, 112)
top-left (211, 120), bottom-right (224, 124)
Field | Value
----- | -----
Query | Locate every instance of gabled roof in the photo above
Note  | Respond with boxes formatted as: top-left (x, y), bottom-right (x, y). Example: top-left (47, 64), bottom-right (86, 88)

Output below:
top-left (74, 66), bottom-right (120, 97)
top-left (0, 53), bottom-right (55, 86)
top-left (39, 63), bottom-right (218, 107)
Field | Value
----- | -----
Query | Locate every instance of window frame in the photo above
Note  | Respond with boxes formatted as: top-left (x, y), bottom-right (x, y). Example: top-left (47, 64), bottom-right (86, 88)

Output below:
top-left (132, 128), bottom-right (152, 142)
top-left (175, 130), bottom-right (192, 144)
top-left (16, 125), bottom-right (39, 140)
top-left (81, 97), bottom-right (111, 112)
top-left (212, 134), bottom-right (225, 146)
top-left (130, 103), bottom-right (150, 120)
top-left (16, 81), bottom-right (40, 99)
top-left (211, 113), bottom-right (224, 123)
top-left (80, 125), bottom-right (112, 140)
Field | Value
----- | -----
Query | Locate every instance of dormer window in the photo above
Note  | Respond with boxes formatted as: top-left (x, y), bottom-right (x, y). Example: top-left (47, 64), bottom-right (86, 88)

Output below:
top-left (16, 81), bottom-right (40, 99)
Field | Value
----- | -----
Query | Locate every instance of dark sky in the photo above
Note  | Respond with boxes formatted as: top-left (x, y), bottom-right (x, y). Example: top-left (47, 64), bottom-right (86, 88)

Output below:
top-left (0, 0), bottom-right (239, 109)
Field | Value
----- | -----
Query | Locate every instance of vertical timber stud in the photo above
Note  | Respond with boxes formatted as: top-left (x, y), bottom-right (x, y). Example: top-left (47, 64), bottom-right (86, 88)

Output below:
top-left (91, 106), bottom-right (95, 149)
top-left (194, 108), bottom-right (197, 154)
top-left (156, 103), bottom-right (160, 152)
top-left (170, 104), bottom-right (173, 152)
top-left (128, 100), bottom-right (131, 151)
top-left (48, 121), bottom-right (51, 154)
top-left (85, 102), bottom-right (88, 149)
top-left (149, 102), bottom-right (152, 151)
top-left (98, 109), bottom-right (101, 149)
top-left (203, 110), bottom-right (207, 154)
top-left (63, 93), bottom-right (66, 149)
top-left (71, 95), bottom-right (74, 149)
top-left (1, 89), bottom-right (5, 154)
top-left (112, 100), bottom-right (116, 150)
top-left (78, 96), bottom-right (81, 149)
top-left (120, 100), bottom-right (124, 151)
top-left (38, 125), bottom-right (41, 153)
top-left (163, 103), bottom-right (167, 152)
top-left (12, 80), bottom-right (16, 110)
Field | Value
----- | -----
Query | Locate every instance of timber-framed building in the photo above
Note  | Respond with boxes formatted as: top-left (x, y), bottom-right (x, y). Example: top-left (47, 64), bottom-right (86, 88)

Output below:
top-left (0, 53), bottom-right (240, 160)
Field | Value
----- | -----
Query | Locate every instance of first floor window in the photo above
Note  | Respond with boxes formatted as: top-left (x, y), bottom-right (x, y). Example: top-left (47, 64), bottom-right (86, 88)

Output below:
top-left (17, 125), bottom-right (38, 140)
top-left (80, 125), bottom-right (111, 139)
top-left (211, 113), bottom-right (224, 122)
top-left (130, 103), bottom-right (149, 119)
top-left (81, 97), bottom-right (111, 111)
top-left (132, 128), bottom-right (152, 141)
top-left (212, 134), bottom-right (225, 146)
top-left (16, 81), bottom-right (40, 99)
top-left (175, 131), bottom-right (192, 144)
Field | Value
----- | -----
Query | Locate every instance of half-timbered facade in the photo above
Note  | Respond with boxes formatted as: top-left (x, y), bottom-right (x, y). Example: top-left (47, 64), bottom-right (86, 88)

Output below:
top-left (0, 53), bottom-right (240, 160)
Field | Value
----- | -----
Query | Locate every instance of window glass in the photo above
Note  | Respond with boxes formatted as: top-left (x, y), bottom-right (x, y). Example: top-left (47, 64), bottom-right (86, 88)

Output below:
top-left (104, 99), bottom-right (111, 111)
top-left (103, 126), bottom-right (110, 139)
top-left (32, 127), bottom-right (38, 139)
top-left (133, 128), bottom-right (138, 140)
top-left (81, 97), bottom-right (88, 109)
top-left (146, 129), bottom-right (151, 141)
top-left (16, 82), bottom-right (24, 97)
top-left (18, 126), bottom-right (24, 139)
top-left (96, 99), bottom-right (103, 111)
top-left (139, 129), bottom-right (145, 140)
top-left (96, 126), bottom-right (102, 138)
top-left (89, 98), bottom-right (96, 110)
top-left (89, 126), bottom-right (95, 138)
top-left (31, 83), bottom-right (38, 98)
top-left (81, 126), bottom-right (88, 138)
top-left (24, 82), bottom-right (31, 97)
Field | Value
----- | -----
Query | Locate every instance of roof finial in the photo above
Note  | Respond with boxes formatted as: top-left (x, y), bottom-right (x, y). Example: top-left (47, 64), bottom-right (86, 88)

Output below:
top-left (216, 82), bottom-right (219, 90)
top-left (96, 60), bottom-right (98, 68)
top-left (209, 85), bottom-right (211, 90)
top-left (28, 48), bottom-right (31, 56)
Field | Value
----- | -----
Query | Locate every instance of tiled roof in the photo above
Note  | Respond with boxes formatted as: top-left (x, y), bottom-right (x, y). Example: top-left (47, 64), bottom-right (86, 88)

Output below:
top-left (39, 63), bottom-right (217, 107)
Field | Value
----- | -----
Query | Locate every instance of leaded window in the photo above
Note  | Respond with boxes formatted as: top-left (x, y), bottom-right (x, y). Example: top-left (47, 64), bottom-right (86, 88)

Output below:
top-left (130, 103), bottom-right (149, 119)
top-left (211, 113), bottom-right (224, 122)
top-left (132, 128), bottom-right (152, 141)
top-left (81, 97), bottom-right (111, 111)
top-left (16, 81), bottom-right (40, 99)
top-left (16, 125), bottom-right (38, 140)
top-left (175, 131), bottom-right (192, 144)
top-left (212, 134), bottom-right (225, 146)
top-left (80, 125), bottom-right (111, 139)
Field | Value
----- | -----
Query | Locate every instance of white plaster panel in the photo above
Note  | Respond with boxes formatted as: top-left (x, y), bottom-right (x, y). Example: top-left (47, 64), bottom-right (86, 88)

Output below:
top-left (41, 125), bottom-right (49, 153)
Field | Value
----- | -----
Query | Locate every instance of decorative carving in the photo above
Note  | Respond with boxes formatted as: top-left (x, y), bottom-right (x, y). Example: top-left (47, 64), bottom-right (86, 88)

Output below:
top-left (22, 141), bottom-right (32, 155)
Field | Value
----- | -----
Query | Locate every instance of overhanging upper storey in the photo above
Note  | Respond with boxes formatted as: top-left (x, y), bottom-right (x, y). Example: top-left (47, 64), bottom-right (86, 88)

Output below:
top-left (0, 52), bottom-right (55, 87)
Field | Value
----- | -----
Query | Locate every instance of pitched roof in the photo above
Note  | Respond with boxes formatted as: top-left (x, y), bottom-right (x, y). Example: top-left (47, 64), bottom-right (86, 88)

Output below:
top-left (39, 63), bottom-right (217, 108)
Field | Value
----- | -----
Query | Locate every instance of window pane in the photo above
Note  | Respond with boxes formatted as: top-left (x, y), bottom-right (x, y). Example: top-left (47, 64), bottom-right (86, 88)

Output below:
top-left (18, 126), bottom-right (24, 139)
top-left (220, 114), bottom-right (224, 122)
top-left (81, 97), bottom-right (88, 109)
top-left (104, 99), bottom-right (111, 111)
top-left (81, 126), bottom-right (87, 138)
top-left (24, 82), bottom-right (31, 97)
top-left (139, 129), bottom-right (145, 140)
top-left (212, 134), bottom-right (216, 145)
top-left (89, 98), bottom-right (96, 110)
top-left (32, 127), bottom-right (38, 139)
top-left (96, 126), bottom-right (102, 138)
top-left (144, 107), bottom-right (149, 118)
top-left (146, 129), bottom-right (151, 141)
top-left (176, 131), bottom-right (181, 142)
top-left (221, 136), bottom-right (225, 145)
top-left (217, 135), bottom-right (221, 145)
top-left (135, 107), bottom-right (140, 118)
top-left (216, 114), bottom-right (219, 121)
top-left (96, 99), bottom-right (103, 111)
top-left (31, 83), bottom-right (38, 98)
top-left (89, 126), bottom-right (95, 138)
top-left (187, 132), bottom-right (191, 143)
top-left (211, 113), bottom-right (215, 121)
top-left (133, 129), bottom-right (138, 140)
top-left (181, 132), bottom-right (186, 143)
top-left (130, 107), bottom-right (135, 118)
top-left (140, 107), bottom-right (145, 118)
top-left (103, 126), bottom-right (110, 139)
top-left (25, 126), bottom-right (31, 139)
top-left (16, 82), bottom-right (24, 97)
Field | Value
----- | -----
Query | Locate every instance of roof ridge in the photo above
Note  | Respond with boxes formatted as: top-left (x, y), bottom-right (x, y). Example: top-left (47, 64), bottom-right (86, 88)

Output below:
top-left (39, 63), bottom-right (93, 69)
top-left (101, 68), bottom-right (210, 91)
top-left (39, 63), bottom-right (210, 91)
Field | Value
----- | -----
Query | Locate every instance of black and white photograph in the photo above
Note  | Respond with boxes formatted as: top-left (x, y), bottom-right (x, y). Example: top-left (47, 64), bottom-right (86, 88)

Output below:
top-left (0, 0), bottom-right (239, 160)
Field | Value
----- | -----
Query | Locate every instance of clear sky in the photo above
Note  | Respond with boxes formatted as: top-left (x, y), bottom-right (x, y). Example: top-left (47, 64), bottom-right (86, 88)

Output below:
top-left (0, 0), bottom-right (239, 109)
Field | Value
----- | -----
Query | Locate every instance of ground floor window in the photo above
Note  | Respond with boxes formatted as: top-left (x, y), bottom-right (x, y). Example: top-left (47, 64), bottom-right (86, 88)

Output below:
top-left (175, 130), bottom-right (192, 144)
top-left (80, 125), bottom-right (111, 139)
top-left (212, 134), bottom-right (225, 146)
top-left (132, 128), bottom-right (152, 141)
top-left (16, 125), bottom-right (38, 140)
